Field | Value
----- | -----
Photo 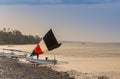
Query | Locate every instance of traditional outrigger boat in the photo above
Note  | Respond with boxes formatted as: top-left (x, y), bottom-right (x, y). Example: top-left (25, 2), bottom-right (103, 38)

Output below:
top-left (1, 29), bottom-right (62, 65)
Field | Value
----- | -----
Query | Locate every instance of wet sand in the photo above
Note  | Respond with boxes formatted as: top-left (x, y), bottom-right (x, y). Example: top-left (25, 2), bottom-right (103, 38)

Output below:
top-left (1, 43), bottom-right (120, 79)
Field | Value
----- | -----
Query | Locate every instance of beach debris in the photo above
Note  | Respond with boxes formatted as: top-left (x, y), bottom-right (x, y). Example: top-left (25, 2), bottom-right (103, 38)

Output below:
top-left (0, 57), bottom-right (74, 79)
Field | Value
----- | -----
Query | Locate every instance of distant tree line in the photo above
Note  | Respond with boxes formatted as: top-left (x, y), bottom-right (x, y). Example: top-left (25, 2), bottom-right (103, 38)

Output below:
top-left (0, 28), bottom-right (41, 45)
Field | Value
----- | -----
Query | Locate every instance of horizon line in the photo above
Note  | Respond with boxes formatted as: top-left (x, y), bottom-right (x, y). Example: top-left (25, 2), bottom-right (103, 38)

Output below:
top-left (59, 40), bottom-right (120, 44)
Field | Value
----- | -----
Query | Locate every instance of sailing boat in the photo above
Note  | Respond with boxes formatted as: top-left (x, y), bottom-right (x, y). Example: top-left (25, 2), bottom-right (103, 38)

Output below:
top-left (27, 29), bottom-right (61, 64)
top-left (1, 29), bottom-right (62, 65)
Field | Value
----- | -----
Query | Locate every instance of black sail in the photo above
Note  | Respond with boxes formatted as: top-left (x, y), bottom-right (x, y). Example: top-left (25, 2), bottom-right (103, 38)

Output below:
top-left (43, 29), bottom-right (61, 51)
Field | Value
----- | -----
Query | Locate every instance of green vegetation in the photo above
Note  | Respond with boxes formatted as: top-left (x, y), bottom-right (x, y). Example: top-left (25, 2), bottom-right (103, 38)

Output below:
top-left (0, 28), bottom-right (41, 45)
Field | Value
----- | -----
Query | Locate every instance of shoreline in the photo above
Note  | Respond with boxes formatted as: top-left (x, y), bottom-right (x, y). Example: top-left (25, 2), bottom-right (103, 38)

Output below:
top-left (0, 56), bottom-right (120, 79)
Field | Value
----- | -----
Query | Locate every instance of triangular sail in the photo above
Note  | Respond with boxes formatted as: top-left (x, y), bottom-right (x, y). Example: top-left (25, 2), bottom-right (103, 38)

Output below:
top-left (30, 29), bottom-right (61, 57)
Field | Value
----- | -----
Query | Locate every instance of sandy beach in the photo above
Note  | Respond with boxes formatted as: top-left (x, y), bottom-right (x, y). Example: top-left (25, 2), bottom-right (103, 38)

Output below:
top-left (1, 42), bottom-right (120, 79)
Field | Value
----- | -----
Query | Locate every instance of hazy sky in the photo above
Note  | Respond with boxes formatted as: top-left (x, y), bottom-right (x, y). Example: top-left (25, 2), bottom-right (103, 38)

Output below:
top-left (0, 0), bottom-right (120, 42)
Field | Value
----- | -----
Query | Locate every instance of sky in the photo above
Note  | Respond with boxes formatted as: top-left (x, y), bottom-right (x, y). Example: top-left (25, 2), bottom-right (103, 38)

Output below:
top-left (0, 0), bottom-right (120, 42)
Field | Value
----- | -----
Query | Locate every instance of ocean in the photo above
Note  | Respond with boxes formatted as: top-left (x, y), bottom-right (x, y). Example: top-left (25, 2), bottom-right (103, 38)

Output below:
top-left (51, 42), bottom-right (120, 58)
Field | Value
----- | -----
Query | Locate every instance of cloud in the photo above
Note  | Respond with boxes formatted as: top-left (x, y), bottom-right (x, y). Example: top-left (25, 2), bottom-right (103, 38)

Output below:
top-left (0, 0), bottom-right (119, 5)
